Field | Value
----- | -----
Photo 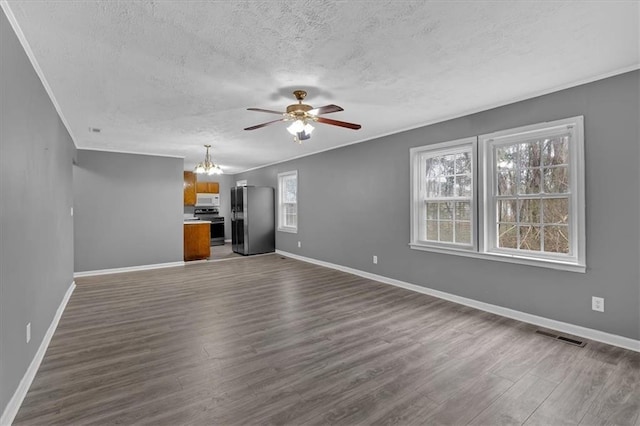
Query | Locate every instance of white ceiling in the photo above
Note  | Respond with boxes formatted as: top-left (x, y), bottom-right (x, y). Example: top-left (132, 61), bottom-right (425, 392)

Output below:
top-left (4, 1), bottom-right (639, 173)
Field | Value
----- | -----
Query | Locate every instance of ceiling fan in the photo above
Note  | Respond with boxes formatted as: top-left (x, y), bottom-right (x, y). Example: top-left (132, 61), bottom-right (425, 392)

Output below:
top-left (244, 90), bottom-right (361, 143)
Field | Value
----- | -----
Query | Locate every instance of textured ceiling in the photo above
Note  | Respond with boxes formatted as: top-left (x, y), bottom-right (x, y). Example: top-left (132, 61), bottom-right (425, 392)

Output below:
top-left (4, 1), bottom-right (639, 173)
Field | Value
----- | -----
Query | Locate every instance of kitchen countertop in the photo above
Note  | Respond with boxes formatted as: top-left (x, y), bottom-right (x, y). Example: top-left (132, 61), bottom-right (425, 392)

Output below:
top-left (184, 220), bottom-right (211, 224)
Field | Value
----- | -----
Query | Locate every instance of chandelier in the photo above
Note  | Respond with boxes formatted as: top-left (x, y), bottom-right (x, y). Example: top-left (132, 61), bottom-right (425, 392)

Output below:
top-left (194, 144), bottom-right (223, 175)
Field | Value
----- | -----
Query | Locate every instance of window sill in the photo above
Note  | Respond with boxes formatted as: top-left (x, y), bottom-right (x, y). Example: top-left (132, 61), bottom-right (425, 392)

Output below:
top-left (278, 227), bottom-right (298, 234)
top-left (409, 243), bottom-right (586, 273)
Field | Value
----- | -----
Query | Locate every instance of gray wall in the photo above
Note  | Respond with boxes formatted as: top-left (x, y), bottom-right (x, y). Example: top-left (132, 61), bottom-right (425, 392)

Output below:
top-left (1, 11), bottom-right (76, 416)
top-left (236, 70), bottom-right (640, 341)
top-left (74, 150), bottom-right (183, 272)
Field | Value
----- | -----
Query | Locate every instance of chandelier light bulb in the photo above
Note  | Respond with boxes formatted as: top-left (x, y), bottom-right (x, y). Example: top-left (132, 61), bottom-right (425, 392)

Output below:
top-left (194, 145), bottom-right (223, 175)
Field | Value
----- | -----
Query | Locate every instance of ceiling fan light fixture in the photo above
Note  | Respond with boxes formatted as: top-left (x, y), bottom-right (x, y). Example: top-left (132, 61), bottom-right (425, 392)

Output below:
top-left (287, 120), bottom-right (314, 139)
top-left (194, 144), bottom-right (223, 175)
top-left (303, 123), bottom-right (314, 134)
top-left (287, 119), bottom-right (305, 135)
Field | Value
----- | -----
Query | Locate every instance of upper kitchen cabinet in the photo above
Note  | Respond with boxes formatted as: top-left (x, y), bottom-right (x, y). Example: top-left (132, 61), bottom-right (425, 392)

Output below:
top-left (196, 182), bottom-right (220, 194)
top-left (184, 171), bottom-right (196, 205)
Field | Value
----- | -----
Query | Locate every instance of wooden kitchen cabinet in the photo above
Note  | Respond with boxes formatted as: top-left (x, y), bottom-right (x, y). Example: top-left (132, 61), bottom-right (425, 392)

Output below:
top-left (195, 182), bottom-right (220, 194)
top-left (184, 171), bottom-right (196, 205)
top-left (184, 223), bottom-right (210, 261)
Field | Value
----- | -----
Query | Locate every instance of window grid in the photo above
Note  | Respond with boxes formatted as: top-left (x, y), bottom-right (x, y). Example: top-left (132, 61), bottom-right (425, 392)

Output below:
top-left (422, 149), bottom-right (473, 246)
top-left (492, 134), bottom-right (572, 256)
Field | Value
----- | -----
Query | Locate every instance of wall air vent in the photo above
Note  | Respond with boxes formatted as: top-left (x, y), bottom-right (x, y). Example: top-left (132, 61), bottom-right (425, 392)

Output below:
top-left (535, 329), bottom-right (586, 347)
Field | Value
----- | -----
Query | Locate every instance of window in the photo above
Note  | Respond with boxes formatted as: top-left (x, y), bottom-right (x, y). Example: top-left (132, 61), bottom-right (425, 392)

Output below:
top-left (411, 117), bottom-right (585, 272)
top-left (278, 170), bottom-right (298, 233)
top-left (410, 137), bottom-right (477, 251)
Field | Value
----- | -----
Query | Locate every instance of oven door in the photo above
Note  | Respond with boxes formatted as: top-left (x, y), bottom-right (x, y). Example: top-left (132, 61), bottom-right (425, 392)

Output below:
top-left (210, 221), bottom-right (225, 245)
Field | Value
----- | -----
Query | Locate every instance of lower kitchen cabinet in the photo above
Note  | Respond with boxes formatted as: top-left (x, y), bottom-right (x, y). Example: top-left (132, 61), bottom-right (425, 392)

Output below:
top-left (184, 223), bottom-right (210, 261)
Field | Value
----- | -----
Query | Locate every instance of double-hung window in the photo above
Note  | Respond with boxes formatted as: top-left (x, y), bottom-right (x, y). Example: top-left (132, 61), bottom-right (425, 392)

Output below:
top-left (410, 116), bottom-right (585, 272)
top-left (411, 137), bottom-right (477, 251)
top-left (277, 170), bottom-right (298, 233)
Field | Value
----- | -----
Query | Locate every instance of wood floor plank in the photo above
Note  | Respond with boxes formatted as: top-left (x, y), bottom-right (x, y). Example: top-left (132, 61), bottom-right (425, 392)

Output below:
top-left (12, 254), bottom-right (640, 425)
top-left (582, 351), bottom-right (640, 426)
top-left (468, 373), bottom-right (558, 426)
top-left (525, 355), bottom-right (616, 425)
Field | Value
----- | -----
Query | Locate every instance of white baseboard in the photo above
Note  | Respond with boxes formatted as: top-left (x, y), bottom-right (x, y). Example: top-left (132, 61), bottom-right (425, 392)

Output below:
top-left (0, 281), bottom-right (76, 426)
top-left (74, 261), bottom-right (185, 278)
top-left (277, 250), bottom-right (640, 353)
top-left (224, 239), bottom-right (231, 243)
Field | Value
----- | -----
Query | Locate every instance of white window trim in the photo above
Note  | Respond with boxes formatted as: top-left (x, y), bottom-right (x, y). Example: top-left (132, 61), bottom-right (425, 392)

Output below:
top-left (277, 170), bottom-right (298, 233)
top-left (409, 116), bottom-right (586, 273)
top-left (479, 116), bottom-right (585, 269)
top-left (410, 136), bottom-right (478, 252)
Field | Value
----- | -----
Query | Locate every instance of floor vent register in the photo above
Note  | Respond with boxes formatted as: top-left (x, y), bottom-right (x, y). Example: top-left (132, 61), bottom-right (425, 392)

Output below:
top-left (535, 329), bottom-right (586, 347)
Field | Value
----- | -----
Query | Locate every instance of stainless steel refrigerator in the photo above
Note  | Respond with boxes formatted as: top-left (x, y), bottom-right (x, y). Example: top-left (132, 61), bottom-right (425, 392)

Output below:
top-left (230, 186), bottom-right (275, 255)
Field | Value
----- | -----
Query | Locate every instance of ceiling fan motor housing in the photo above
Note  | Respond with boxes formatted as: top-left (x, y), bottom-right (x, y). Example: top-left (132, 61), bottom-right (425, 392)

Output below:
top-left (286, 103), bottom-right (313, 116)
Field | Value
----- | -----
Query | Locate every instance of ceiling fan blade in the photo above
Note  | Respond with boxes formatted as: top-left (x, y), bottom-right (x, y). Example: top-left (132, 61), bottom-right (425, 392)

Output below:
top-left (307, 104), bottom-right (344, 115)
top-left (247, 108), bottom-right (285, 115)
top-left (315, 117), bottom-right (361, 130)
top-left (244, 118), bottom-right (285, 131)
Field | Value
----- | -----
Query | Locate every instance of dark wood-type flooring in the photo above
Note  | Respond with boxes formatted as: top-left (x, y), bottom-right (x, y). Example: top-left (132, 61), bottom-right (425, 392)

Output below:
top-left (14, 254), bottom-right (640, 425)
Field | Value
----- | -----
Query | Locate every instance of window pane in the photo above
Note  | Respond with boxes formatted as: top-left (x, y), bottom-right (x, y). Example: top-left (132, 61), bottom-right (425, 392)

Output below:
top-left (543, 136), bottom-right (569, 166)
top-left (498, 223), bottom-right (518, 249)
top-left (439, 202), bottom-right (453, 220)
top-left (426, 202), bottom-right (438, 220)
top-left (456, 175), bottom-right (472, 197)
top-left (544, 225), bottom-right (569, 254)
top-left (426, 179), bottom-right (439, 198)
top-left (496, 145), bottom-right (517, 170)
top-left (426, 220), bottom-right (438, 241)
top-left (544, 166), bottom-right (569, 193)
top-left (442, 155), bottom-right (455, 175)
top-left (518, 199), bottom-right (541, 224)
top-left (498, 200), bottom-right (517, 223)
top-left (543, 198), bottom-right (569, 224)
top-left (497, 170), bottom-right (517, 195)
top-left (455, 152), bottom-right (471, 174)
top-left (425, 157), bottom-right (440, 179)
top-left (518, 140), bottom-right (541, 169)
top-left (440, 176), bottom-right (455, 197)
top-left (455, 201), bottom-right (471, 220)
top-left (439, 221), bottom-right (453, 242)
top-left (455, 221), bottom-right (471, 244)
top-left (518, 168), bottom-right (541, 194)
top-left (519, 225), bottom-right (541, 251)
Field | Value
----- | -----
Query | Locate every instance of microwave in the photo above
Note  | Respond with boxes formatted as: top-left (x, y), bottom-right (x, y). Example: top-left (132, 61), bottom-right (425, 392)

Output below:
top-left (196, 193), bottom-right (220, 207)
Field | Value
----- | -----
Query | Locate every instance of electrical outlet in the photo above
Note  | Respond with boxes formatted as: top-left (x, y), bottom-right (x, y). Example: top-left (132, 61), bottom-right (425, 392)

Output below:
top-left (26, 322), bottom-right (31, 343)
top-left (592, 296), bottom-right (604, 312)
top-left (297, 241), bottom-right (301, 248)
top-left (373, 255), bottom-right (378, 264)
